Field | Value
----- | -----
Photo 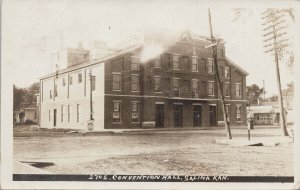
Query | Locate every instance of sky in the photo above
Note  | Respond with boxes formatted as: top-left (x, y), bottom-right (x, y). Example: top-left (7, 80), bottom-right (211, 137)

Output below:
top-left (2, 0), bottom-right (297, 97)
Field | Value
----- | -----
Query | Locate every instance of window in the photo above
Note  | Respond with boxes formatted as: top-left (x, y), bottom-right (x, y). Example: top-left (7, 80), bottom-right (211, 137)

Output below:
top-left (62, 78), bottom-right (66, 86)
top-left (68, 105), bottom-right (71, 123)
top-left (192, 56), bottom-right (198, 72)
top-left (91, 76), bottom-right (96, 91)
top-left (54, 84), bottom-right (58, 97)
top-left (182, 80), bottom-right (190, 93)
top-left (113, 102), bottom-right (121, 122)
top-left (131, 75), bottom-right (139, 92)
top-left (147, 76), bottom-right (151, 89)
top-left (131, 102), bottom-right (139, 122)
top-left (236, 83), bottom-right (242, 97)
top-left (61, 105), bottom-right (64, 122)
top-left (173, 78), bottom-right (179, 96)
top-left (208, 81), bottom-right (215, 96)
top-left (236, 105), bottom-right (242, 121)
top-left (208, 58), bottom-right (214, 74)
top-left (154, 76), bottom-right (161, 92)
top-left (131, 57), bottom-right (140, 70)
top-left (220, 66), bottom-right (224, 76)
top-left (225, 67), bottom-right (230, 78)
top-left (220, 49), bottom-right (224, 57)
top-left (112, 73), bottom-right (121, 91)
top-left (192, 79), bottom-right (199, 97)
top-left (77, 104), bottom-right (81, 123)
top-left (69, 76), bottom-right (73, 85)
top-left (172, 54), bottom-right (180, 70)
top-left (225, 82), bottom-right (230, 97)
top-left (78, 73), bottom-right (82, 83)
top-left (154, 56), bottom-right (161, 68)
top-left (50, 90), bottom-right (52, 99)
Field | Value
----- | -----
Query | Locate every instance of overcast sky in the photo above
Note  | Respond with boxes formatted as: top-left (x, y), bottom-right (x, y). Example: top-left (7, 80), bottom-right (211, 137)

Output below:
top-left (2, 0), bottom-right (296, 97)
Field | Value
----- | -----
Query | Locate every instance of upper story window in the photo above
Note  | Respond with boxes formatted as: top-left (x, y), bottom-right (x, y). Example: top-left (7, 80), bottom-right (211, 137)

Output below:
top-left (172, 54), bottom-right (180, 70)
top-left (208, 81), bottom-right (215, 96)
top-left (201, 81), bottom-right (207, 95)
top-left (225, 82), bottom-right (230, 97)
top-left (131, 75), bottom-right (139, 92)
top-left (62, 78), bottom-right (66, 86)
top-left (131, 56), bottom-right (140, 70)
top-left (154, 76), bottom-right (161, 92)
top-left (192, 79), bottom-right (199, 97)
top-left (69, 76), bottom-right (73, 85)
top-left (236, 83), bottom-right (242, 98)
top-left (173, 78), bottom-right (179, 96)
top-left (192, 56), bottom-right (198, 72)
top-left (225, 67), bottom-right (230, 78)
top-left (78, 73), bottom-right (82, 83)
top-left (220, 66), bottom-right (224, 76)
top-left (154, 55), bottom-right (161, 68)
top-left (112, 73), bottom-right (121, 91)
top-left (208, 58), bottom-right (214, 74)
top-left (54, 84), bottom-right (58, 97)
top-left (236, 105), bottom-right (242, 121)
top-left (50, 90), bottom-right (52, 99)
top-left (220, 49), bottom-right (224, 58)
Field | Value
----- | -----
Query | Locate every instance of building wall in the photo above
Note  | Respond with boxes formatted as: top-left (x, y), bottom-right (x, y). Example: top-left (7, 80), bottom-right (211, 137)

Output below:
top-left (40, 63), bottom-right (105, 130)
top-left (102, 42), bottom-right (247, 129)
top-left (40, 37), bottom-right (248, 130)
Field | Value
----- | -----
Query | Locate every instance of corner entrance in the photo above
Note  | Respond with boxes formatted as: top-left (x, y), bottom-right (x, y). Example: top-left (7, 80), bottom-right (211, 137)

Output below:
top-left (155, 104), bottom-right (164, 128)
top-left (193, 105), bottom-right (202, 127)
top-left (174, 104), bottom-right (183, 127)
top-left (209, 105), bottom-right (217, 126)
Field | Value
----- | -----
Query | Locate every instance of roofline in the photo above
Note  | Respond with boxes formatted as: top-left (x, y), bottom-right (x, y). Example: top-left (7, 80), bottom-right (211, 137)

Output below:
top-left (39, 44), bottom-right (143, 80)
top-left (225, 57), bottom-right (249, 76)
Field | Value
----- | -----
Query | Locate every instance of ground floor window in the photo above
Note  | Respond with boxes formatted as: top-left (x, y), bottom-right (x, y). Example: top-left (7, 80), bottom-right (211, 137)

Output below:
top-left (68, 105), bottom-right (71, 123)
top-left (236, 105), bottom-right (242, 121)
top-left (61, 105), bottom-right (64, 123)
top-left (77, 104), bottom-right (81, 123)
top-left (49, 110), bottom-right (51, 122)
top-left (131, 102), bottom-right (139, 122)
top-left (113, 101), bottom-right (121, 122)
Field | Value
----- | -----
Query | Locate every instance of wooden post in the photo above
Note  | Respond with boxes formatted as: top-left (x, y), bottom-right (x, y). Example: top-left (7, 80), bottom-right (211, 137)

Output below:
top-left (208, 9), bottom-right (232, 139)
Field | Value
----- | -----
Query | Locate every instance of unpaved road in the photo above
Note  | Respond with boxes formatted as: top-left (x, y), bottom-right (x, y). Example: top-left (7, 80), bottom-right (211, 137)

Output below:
top-left (14, 127), bottom-right (293, 176)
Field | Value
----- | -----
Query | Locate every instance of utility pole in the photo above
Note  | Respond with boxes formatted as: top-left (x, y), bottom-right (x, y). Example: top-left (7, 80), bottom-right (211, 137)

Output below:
top-left (208, 9), bottom-right (232, 139)
top-left (262, 9), bottom-right (289, 136)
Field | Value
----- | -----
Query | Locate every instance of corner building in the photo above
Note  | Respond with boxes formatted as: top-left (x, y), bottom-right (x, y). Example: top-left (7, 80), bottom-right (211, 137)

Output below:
top-left (39, 33), bottom-right (248, 130)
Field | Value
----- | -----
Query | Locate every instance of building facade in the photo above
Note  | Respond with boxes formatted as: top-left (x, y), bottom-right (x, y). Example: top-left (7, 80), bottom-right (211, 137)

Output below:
top-left (39, 33), bottom-right (248, 130)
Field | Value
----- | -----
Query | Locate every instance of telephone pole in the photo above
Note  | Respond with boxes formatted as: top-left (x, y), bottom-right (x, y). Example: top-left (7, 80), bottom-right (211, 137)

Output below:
top-left (262, 9), bottom-right (289, 136)
top-left (208, 9), bottom-right (232, 139)
top-left (89, 70), bottom-right (94, 120)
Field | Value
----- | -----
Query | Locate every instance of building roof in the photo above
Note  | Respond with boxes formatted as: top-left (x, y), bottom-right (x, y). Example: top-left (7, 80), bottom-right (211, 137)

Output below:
top-left (225, 57), bottom-right (249, 76)
top-left (40, 44), bottom-right (143, 80)
top-left (248, 105), bottom-right (280, 114)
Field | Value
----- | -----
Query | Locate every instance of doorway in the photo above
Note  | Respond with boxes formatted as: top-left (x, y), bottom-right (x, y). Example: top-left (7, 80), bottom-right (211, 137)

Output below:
top-left (209, 105), bottom-right (217, 126)
top-left (155, 104), bottom-right (164, 128)
top-left (193, 105), bottom-right (202, 127)
top-left (174, 104), bottom-right (183, 127)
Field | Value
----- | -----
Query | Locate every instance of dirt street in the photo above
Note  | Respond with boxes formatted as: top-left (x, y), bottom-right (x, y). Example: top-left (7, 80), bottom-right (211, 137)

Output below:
top-left (13, 126), bottom-right (293, 176)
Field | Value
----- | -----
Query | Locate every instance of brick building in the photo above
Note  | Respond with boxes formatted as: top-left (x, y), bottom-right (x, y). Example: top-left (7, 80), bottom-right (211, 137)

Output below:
top-left (39, 32), bottom-right (248, 130)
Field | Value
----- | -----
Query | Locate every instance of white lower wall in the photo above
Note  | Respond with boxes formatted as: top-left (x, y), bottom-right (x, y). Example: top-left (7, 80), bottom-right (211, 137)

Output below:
top-left (40, 63), bottom-right (105, 131)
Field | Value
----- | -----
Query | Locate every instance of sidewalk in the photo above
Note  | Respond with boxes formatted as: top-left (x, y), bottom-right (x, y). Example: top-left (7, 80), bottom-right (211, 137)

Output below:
top-left (13, 161), bottom-right (51, 174)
